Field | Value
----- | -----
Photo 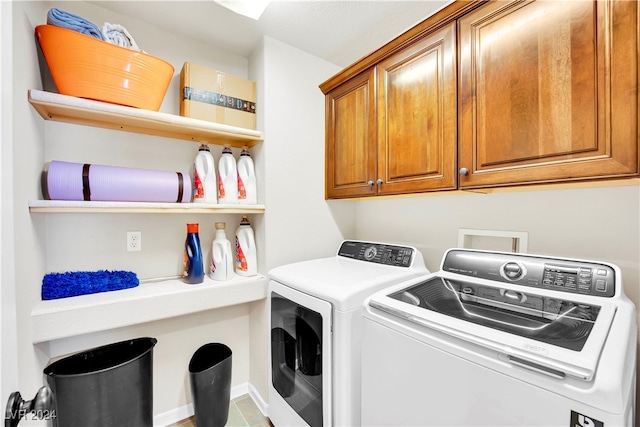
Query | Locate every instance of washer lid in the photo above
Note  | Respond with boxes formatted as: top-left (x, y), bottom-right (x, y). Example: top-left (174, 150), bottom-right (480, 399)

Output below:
top-left (269, 253), bottom-right (428, 312)
top-left (365, 249), bottom-right (631, 382)
top-left (368, 275), bottom-right (617, 381)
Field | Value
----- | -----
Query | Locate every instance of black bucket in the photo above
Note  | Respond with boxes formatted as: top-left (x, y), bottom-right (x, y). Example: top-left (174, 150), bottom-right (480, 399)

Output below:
top-left (189, 343), bottom-right (232, 427)
top-left (43, 337), bottom-right (157, 427)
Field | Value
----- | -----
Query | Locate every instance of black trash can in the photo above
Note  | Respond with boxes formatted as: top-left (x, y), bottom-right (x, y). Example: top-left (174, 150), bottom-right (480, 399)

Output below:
top-left (189, 343), bottom-right (232, 427)
top-left (43, 337), bottom-right (157, 427)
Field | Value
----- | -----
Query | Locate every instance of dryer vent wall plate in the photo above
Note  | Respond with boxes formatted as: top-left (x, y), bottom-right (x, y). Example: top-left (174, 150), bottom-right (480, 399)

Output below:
top-left (457, 229), bottom-right (528, 253)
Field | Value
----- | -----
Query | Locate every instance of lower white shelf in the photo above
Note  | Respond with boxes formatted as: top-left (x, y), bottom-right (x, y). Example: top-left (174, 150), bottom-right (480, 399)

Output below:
top-left (31, 274), bottom-right (268, 343)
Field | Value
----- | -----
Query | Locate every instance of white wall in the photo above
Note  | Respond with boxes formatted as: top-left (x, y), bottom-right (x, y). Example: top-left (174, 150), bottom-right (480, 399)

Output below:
top-left (10, 5), bottom-right (51, 422)
top-left (247, 36), bottom-right (350, 401)
top-left (258, 36), bottom-right (352, 271)
top-left (1, 0), bottom-right (20, 409)
top-left (11, 0), bottom-right (258, 416)
top-left (354, 185), bottom-right (640, 302)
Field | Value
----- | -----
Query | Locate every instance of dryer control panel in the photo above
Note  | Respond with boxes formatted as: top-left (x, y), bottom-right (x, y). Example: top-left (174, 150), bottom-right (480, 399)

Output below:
top-left (442, 250), bottom-right (616, 297)
top-left (338, 241), bottom-right (414, 267)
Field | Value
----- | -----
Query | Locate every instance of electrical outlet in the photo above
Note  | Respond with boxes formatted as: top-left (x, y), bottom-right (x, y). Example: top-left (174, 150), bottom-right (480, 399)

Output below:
top-left (127, 231), bottom-right (142, 252)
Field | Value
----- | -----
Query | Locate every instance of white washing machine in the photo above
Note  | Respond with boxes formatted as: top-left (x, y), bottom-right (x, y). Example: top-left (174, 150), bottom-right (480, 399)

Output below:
top-left (362, 249), bottom-right (637, 426)
top-left (268, 240), bottom-right (429, 427)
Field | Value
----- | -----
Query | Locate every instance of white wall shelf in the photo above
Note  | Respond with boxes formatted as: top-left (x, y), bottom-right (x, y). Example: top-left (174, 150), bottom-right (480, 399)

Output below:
top-left (31, 274), bottom-right (268, 343)
top-left (27, 90), bottom-right (268, 343)
top-left (28, 89), bottom-right (264, 148)
top-left (28, 200), bottom-right (266, 214)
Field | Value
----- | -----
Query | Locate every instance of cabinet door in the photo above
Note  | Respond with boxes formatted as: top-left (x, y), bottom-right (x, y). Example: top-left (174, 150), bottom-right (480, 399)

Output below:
top-left (377, 22), bottom-right (457, 195)
top-left (458, 0), bottom-right (638, 188)
top-left (325, 69), bottom-right (377, 199)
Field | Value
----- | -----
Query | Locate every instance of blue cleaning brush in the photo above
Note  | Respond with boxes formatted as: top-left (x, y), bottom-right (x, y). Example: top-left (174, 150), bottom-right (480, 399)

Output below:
top-left (42, 270), bottom-right (139, 300)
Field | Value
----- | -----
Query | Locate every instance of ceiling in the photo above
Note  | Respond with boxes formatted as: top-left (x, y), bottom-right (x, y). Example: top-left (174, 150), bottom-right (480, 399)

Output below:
top-left (91, 0), bottom-right (452, 67)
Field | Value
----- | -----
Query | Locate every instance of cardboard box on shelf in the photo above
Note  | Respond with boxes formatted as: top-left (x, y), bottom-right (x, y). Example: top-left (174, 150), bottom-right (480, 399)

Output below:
top-left (180, 62), bottom-right (256, 130)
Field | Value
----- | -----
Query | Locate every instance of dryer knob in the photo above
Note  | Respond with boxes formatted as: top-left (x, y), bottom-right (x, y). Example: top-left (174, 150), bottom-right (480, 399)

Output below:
top-left (364, 246), bottom-right (377, 261)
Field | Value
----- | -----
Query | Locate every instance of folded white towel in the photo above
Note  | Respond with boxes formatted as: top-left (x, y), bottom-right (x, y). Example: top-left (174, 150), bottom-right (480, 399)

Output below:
top-left (101, 22), bottom-right (140, 50)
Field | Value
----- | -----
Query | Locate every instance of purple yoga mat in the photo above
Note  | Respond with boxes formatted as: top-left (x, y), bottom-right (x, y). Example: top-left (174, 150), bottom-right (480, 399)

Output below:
top-left (45, 160), bottom-right (192, 203)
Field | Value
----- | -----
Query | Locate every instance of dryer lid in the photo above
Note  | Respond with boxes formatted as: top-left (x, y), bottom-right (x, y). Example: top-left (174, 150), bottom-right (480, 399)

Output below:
top-left (268, 241), bottom-right (429, 312)
top-left (269, 256), bottom-right (427, 312)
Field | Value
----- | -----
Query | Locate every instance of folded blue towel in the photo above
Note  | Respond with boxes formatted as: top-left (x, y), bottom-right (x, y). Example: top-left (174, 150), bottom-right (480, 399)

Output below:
top-left (42, 270), bottom-right (139, 300)
top-left (47, 8), bottom-right (105, 40)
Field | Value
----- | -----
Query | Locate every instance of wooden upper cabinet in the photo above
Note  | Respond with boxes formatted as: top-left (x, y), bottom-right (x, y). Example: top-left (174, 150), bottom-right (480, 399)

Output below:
top-left (325, 69), bottom-right (377, 199)
top-left (324, 22), bottom-right (458, 199)
top-left (377, 22), bottom-right (457, 195)
top-left (323, 0), bottom-right (637, 199)
top-left (458, 0), bottom-right (639, 188)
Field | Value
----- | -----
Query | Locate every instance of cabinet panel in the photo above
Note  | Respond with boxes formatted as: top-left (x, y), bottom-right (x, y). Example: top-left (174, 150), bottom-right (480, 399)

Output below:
top-left (377, 22), bottom-right (457, 194)
top-left (458, 0), bottom-right (638, 188)
top-left (325, 70), bottom-right (377, 198)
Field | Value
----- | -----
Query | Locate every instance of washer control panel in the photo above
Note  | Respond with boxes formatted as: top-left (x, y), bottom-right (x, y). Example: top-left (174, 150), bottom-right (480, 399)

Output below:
top-left (338, 241), bottom-right (414, 267)
top-left (443, 250), bottom-right (616, 297)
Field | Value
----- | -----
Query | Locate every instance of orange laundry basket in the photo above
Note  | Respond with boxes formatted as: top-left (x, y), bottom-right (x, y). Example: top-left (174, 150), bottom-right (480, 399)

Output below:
top-left (35, 24), bottom-right (174, 111)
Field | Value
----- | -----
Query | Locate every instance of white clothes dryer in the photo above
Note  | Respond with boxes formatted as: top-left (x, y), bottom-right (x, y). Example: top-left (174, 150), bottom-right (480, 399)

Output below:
top-left (268, 240), bottom-right (429, 427)
top-left (361, 249), bottom-right (637, 426)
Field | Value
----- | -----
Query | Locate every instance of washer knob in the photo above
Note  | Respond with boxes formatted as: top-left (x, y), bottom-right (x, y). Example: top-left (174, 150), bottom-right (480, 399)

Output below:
top-left (503, 262), bottom-right (523, 279)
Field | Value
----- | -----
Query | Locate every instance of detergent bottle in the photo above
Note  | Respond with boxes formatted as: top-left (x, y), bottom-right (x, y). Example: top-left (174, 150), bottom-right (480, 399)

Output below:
top-left (218, 144), bottom-right (238, 204)
top-left (235, 216), bottom-right (257, 276)
top-left (192, 144), bottom-right (216, 204)
top-left (237, 146), bottom-right (257, 205)
top-left (210, 222), bottom-right (234, 281)
top-left (183, 223), bottom-right (205, 284)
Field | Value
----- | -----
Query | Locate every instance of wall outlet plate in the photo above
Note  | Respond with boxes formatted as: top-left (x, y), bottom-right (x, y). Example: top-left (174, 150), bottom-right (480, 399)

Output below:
top-left (127, 231), bottom-right (142, 252)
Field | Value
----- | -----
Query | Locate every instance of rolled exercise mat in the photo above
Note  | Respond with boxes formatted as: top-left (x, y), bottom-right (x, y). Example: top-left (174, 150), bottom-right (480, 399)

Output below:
top-left (44, 160), bottom-right (192, 203)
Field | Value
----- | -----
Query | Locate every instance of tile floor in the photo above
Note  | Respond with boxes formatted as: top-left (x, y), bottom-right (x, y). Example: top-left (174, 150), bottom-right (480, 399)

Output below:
top-left (169, 394), bottom-right (271, 427)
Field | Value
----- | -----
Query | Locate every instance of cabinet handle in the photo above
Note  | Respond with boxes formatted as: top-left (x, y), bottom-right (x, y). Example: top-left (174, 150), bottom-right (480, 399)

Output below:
top-left (377, 179), bottom-right (384, 185)
top-left (459, 167), bottom-right (469, 176)
top-left (367, 180), bottom-right (374, 187)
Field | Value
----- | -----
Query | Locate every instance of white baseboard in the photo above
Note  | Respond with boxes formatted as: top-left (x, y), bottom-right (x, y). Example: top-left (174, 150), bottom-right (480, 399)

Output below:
top-left (154, 402), bottom-right (194, 427)
top-left (247, 382), bottom-right (269, 417)
top-left (153, 382), bottom-right (260, 426)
